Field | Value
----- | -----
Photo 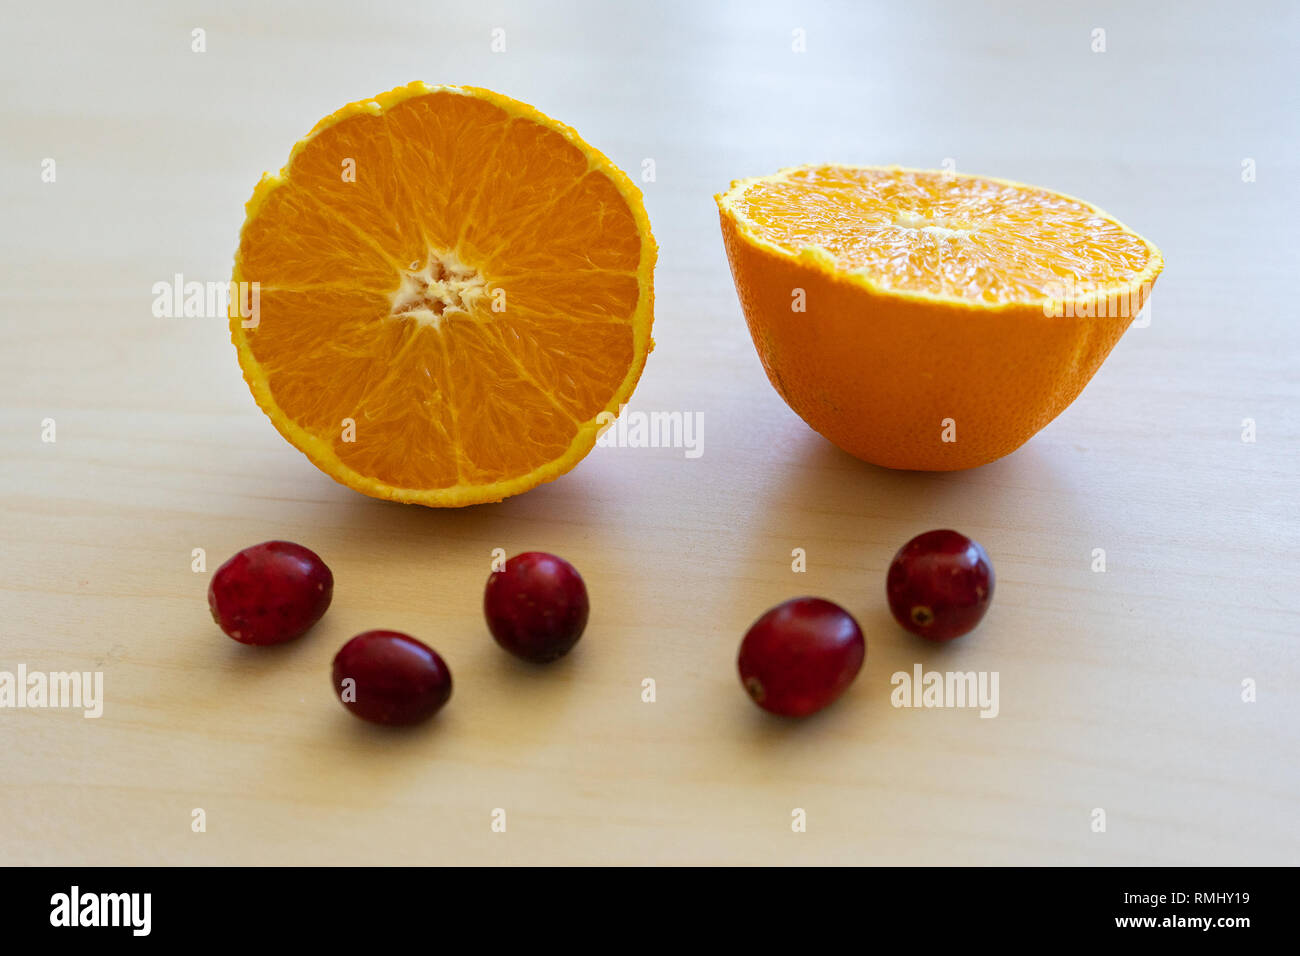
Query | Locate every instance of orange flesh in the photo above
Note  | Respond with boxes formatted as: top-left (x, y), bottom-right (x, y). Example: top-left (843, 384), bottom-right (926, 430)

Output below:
top-left (236, 90), bottom-right (644, 490)
top-left (725, 166), bottom-right (1157, 303)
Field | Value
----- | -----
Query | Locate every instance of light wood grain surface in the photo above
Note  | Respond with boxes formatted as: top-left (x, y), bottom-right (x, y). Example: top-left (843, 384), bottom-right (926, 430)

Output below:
top-left (2, 0), bottom-right (1298, 865)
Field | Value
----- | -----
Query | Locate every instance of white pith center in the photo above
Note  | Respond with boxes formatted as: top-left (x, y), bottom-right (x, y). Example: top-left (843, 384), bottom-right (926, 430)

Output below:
top-left (891, 211), bottom-right (972, 240)
top-left (389, 250), bottom-right (488, 328)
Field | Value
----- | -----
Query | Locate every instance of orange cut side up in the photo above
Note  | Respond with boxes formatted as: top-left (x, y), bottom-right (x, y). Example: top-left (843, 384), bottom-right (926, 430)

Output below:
top-left (718, 165), bottom-right (1163, 471)
top-left (230, 83), bottom-right (656, 506)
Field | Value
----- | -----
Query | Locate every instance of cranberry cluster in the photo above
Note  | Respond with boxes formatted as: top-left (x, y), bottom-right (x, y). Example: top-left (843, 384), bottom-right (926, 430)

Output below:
top-left (209, 544), bottom-right (587, 726)
top-left (207, 529), bottom-right (993, 725)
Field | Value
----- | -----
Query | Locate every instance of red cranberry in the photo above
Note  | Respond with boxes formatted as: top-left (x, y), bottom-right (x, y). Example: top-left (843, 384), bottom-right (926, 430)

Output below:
top-left (208, 540), bottom-right (333, 645)
top-left (886, 529), bottom-right (994, 641)
top-left (737, 597), bottom-right (866, 717)
top-left (484, 552), bottom-right (589, 663)
top-left (332, 630), bottom-right (452, 725)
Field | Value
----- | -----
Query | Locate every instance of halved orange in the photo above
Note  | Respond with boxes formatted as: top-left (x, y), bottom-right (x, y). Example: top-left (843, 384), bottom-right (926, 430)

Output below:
top-left (230, 83), bottom-right (655, 506)
top-left (717, 165), bottom-right (1163, 470)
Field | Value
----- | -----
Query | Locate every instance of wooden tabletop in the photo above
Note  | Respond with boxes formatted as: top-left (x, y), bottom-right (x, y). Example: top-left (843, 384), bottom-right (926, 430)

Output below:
top-left (3, 0), bottom-right (1297, 865)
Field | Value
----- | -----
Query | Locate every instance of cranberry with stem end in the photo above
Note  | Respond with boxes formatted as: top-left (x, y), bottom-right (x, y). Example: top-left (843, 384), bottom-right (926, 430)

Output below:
top-left (484, 552), bottom-right (589, 663)
top-left (737, 597), bottom-right (866, 717)
top-left (332, 630), bottom-right (452, 726)
top-left (208, 540), bottom-right (333, 645)
top-left (886, 529), bottom-right (994, 641)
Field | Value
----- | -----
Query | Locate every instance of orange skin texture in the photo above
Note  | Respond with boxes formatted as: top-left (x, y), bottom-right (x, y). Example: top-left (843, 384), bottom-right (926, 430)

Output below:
top-left (718, 211), bottom-right (1158, 471)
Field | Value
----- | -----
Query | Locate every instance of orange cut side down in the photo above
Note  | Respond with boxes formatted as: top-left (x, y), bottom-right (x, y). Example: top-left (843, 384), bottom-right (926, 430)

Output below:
top-left (717, 165), bottom-right (1163, 471)
top-left (230, 82), bottom-right (656, 506)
